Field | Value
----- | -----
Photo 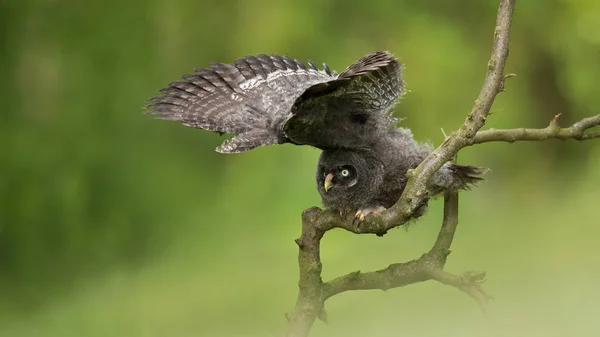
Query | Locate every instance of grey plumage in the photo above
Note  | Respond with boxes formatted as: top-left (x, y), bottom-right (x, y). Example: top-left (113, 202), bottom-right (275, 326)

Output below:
top-left (146, 51), bottom-right (484, 219)
top-left (148, 54), bottom-right (336, 153)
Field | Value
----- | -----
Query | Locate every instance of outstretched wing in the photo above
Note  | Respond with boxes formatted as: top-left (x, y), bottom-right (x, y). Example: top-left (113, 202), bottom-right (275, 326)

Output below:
top-left (284, 51), bottom-right (404, 149)
top-left (146, 54), bottom-right (336, 153)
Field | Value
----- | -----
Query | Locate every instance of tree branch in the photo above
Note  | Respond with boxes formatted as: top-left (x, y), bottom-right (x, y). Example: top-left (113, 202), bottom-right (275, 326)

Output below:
top-left (471, 113), bottom-right (600, 144)
top-left (320, 190), bottom-right (490, 304)
top-left (287, 188), bottom-right (496, 337)
top-left (287, 210), bottom-right (326, 337)
top-left (321, 190), bottom-right (462, 300)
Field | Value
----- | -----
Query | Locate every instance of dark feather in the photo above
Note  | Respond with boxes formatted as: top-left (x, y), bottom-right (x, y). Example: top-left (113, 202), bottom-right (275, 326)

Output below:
top-left (146, 51), bottom-right (403, 153)
top-left (284, 51), bottom-right (405, 149)
top-left (146, 54), bottom-right (335, 153)
top-left (447, 164), bottom-right (487, 190)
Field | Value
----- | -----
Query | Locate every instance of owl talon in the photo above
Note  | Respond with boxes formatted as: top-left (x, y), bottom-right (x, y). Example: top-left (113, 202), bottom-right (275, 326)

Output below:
top-left (354, 210), bottom-right (366, 222)
top-left (354, 206), bottom-right (386, 223)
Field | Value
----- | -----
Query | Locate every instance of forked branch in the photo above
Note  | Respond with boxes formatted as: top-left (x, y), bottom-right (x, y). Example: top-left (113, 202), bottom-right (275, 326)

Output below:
top-left (321, 191), bottom-right (490, 307)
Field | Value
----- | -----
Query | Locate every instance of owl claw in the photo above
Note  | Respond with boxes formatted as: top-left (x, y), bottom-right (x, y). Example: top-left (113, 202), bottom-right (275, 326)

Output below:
top-left (354, 206), bottom-right (386, 222)
top-left (355, 210), bottom-right (366, 222)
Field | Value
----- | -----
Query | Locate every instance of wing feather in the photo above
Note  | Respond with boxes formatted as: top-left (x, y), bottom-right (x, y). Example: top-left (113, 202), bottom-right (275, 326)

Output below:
top-left (146, 51), bottom-right (404, 152)
top-left (146, 54), bottom-right (335, 153)
top-left (284, 51), bottom-right (404, 149)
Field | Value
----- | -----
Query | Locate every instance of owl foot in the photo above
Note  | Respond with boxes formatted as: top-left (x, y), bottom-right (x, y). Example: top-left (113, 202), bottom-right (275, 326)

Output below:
top-left (354, 206), bottom-right (386, 222)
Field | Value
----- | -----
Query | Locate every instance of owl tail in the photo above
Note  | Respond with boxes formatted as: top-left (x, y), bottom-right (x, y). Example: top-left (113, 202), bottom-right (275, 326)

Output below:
top-left (428, 163), bottom-right (488, 195)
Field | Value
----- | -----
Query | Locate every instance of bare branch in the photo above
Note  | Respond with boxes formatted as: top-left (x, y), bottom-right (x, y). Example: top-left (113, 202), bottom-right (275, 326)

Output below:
top-left (430, 190), bottom-right (460, 258)
top-left (394, 0), bottom-right (516, 198)
top-left (471, 114), bottom-right (600, 144)
top-left (321, 192), bottom-right (459, 300)
top-left (573, 114), bottom-right (600, 132)
top-left (428, 269), bottom-right (491, 314)
top-left (322, 260), bottom-right (429, 300)
top-left (287, 209), bottom-right (326, 337)
top-left (321, 190), bottom-right (489, 314)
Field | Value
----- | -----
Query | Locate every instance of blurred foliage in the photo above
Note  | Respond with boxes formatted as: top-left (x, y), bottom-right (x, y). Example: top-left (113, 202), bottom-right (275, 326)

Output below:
top-left (1, 0), bottom-right (599, 336)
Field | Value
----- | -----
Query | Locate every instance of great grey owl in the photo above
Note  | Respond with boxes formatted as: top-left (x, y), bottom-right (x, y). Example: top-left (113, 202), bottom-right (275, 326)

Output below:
top-left (146, 51), bottom-right (483, 220)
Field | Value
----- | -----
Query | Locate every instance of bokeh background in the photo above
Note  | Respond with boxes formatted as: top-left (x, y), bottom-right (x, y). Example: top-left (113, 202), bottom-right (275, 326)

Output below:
top-left (2, 0), bottom-right (600, 336)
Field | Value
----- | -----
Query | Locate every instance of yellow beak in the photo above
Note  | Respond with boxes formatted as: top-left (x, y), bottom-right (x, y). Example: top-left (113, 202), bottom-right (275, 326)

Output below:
top-left (324, 173), bottom-right (334, 193)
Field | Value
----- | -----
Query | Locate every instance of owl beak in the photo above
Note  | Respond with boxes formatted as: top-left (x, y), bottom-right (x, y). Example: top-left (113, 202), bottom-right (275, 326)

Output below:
top-left (324, 173), bottom-right (334, 192)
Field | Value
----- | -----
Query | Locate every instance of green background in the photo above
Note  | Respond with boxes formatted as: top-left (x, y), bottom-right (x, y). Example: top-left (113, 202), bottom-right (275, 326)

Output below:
top-left (1, 0), bottom-right (599, 336)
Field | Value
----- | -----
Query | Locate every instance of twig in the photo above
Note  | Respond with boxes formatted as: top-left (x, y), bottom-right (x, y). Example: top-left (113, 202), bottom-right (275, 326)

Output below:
top-left (428, 269), bottom-right (491, 316)
top-left (471, 114), bottom-right (600, 144)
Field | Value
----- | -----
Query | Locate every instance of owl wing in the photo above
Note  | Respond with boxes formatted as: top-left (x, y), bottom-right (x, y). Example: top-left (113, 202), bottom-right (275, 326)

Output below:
top-left (146, 54), bottom-right (336, 153)
top-left (284, 51), bottom-right (404, 149)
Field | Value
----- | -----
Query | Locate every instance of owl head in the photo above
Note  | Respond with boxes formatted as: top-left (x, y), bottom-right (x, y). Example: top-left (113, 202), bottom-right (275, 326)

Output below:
top-left (316, 148), bottom-right (385, 211)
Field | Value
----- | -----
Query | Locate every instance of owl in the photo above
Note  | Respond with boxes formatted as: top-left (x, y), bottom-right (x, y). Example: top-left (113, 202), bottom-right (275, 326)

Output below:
top-left (146, 51), bottom-right (483, 220)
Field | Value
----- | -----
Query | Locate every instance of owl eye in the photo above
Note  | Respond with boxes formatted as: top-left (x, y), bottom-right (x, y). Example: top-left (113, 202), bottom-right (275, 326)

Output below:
top-left (341, 169), bottom-right (350, 177)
